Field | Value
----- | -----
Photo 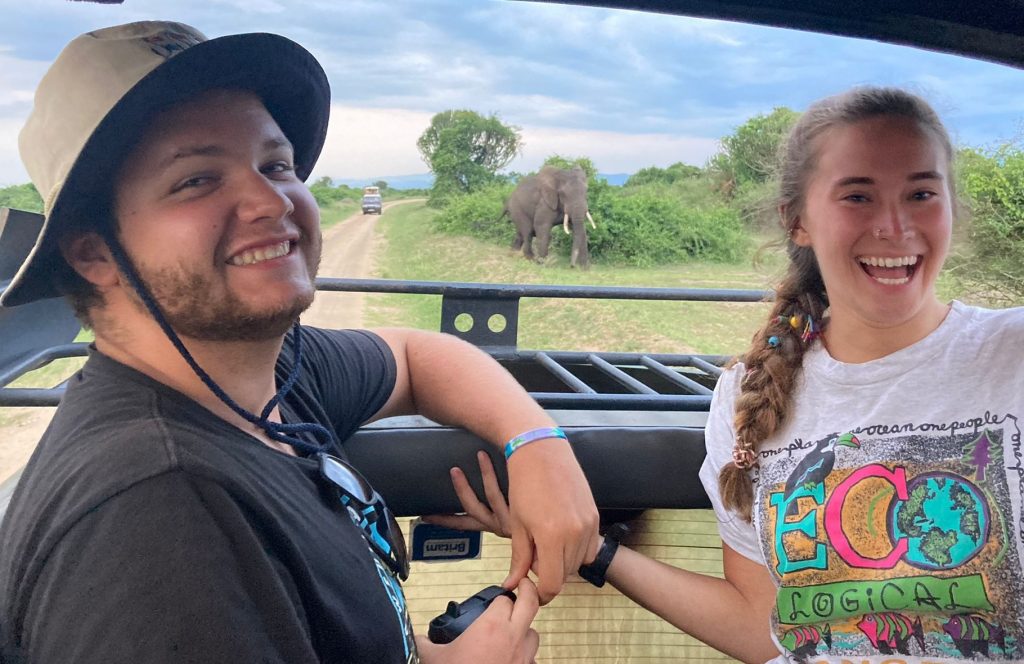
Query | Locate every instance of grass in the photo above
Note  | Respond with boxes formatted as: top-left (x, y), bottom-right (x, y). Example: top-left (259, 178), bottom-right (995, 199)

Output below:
top-left (319, 198), bottom-right (360, 230)
top-left (0, 330), bottom-right (93, 427)
top-left (363, 202), bottom-right (1002, 354)
top-left (364, 203), bottom-right (776, 355)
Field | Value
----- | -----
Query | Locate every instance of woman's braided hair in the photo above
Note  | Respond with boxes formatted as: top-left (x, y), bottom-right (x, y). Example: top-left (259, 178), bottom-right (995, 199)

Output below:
top-left (718, 86), bottom-right (955, 521)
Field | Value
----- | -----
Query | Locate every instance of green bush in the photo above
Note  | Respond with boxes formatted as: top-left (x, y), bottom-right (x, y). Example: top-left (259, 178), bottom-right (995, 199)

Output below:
top-left (434, 181), bottom-right (749, 267)
top-left (308, 177), bottom-right (361, 207)
top-left (952, 145), bottom-right (1024, 303)
top-left (587, 190), bottom-right (749, 266)
top-left (434, 184), bottom-right (515, 244)
top-left (729, 178), bottom-right (779, 230)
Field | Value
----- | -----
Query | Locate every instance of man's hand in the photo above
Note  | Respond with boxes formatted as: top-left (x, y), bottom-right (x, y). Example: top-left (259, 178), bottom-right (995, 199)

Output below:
top-left (504, 438), bottom-right (599, 603)
top-left (416, 578), bottom-right (541, 664)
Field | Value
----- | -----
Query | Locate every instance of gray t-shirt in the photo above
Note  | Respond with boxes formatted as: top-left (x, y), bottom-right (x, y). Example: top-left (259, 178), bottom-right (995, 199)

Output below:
top-left (701, 302), bottom-right (1024, 663)
top-left (0, 326), bottom-right (418, 664)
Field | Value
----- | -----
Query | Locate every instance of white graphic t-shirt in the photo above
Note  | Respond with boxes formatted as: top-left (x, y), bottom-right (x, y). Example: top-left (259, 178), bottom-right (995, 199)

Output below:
top-left (700, 302), bottom-right (1024, 664)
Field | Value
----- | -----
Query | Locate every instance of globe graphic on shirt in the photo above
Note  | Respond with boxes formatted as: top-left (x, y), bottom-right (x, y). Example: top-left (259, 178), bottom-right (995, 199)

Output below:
top-left (890, 472), bottom-right (989, 570)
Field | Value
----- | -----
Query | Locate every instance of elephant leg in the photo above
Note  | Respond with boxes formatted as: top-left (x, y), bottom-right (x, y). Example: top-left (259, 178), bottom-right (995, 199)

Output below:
top-left (534, 224), bottom-right (553, 261)
top-left (511, 230), bottom-right (524, 251)
top-left (522, 231), bottom-right (535, 260)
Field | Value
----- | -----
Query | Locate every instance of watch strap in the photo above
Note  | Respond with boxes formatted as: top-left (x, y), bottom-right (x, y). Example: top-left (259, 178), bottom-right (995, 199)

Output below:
top-left (578, 523), bottom-right (628, 588)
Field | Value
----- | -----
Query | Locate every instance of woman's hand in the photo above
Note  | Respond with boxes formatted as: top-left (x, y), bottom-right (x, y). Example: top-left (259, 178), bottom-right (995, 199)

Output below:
top-left (416, 577), bottom-right (541, 664)
top-left (425, 448), bottom-right (601, 605)
top-left (423, 451), bottom-right (514, 537)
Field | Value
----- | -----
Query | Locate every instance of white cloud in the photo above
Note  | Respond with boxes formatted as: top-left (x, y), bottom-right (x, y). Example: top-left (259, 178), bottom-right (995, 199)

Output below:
top-left (0, 47), bottom-right (47, 108)
top-left (515, 125), bottom-right (719, 174)
top-left (312, 105), bottom-right (433, 180)
top-left (0, 117), bottom-right (29, 185)
top-left (491, 95), bottom-right (589, 122)
top-left (310, 104), bottom-right (720, 180)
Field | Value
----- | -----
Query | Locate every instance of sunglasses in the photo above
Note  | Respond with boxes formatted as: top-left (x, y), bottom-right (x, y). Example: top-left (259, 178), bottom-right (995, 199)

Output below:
top-left (318, 452), bottom-right (410, 581)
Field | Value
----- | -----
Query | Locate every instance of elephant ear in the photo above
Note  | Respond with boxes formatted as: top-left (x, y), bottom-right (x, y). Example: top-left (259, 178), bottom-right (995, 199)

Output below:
top-left (537, 166), bottom-right (561, 211)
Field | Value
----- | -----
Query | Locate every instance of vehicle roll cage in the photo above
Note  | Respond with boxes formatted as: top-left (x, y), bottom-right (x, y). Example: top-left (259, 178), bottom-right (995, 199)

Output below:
top-left (0, 207), bottom-right (769, 516)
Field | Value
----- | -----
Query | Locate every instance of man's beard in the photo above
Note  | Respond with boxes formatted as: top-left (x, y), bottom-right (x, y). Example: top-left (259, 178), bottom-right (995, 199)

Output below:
top-left (125, 257), bottom-right (319, 342)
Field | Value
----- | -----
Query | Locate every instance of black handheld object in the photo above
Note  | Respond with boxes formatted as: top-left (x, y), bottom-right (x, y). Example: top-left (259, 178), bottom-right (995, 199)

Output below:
top-left (427, 585), bottom-right (517, 644)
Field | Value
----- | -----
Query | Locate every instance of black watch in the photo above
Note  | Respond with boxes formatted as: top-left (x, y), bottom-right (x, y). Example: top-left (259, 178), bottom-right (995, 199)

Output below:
top-left (578, 523), bottom-right (629, 588)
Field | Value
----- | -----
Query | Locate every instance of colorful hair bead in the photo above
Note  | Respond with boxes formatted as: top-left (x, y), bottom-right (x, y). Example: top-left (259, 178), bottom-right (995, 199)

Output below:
top-left (768, 335), bottom-right (781, 348)
top-left (789, 315), bottom-right (802, 330)
top-left (800, 317), bottom-right (820, 344)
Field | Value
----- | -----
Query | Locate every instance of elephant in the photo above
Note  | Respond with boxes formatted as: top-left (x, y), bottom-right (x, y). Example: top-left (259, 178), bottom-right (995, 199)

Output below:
top-left (504, 165), bottom-right (596, 268)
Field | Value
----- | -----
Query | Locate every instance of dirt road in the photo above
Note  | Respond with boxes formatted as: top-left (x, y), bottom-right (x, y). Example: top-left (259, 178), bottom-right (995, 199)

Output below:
top-left (302, 202), bottom-right (391, 328)
top-left (1, 202), bottom-right (409, 485)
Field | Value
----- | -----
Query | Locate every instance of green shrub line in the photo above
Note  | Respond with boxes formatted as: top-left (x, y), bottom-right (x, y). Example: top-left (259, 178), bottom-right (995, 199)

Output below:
top-left (434, 180), bottom-right (752, 267)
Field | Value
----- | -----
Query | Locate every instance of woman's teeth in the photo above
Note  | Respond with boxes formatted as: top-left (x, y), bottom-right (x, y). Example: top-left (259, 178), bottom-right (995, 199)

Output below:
top-left (858, 255), bottom-right (918, 268)
top-left (229, 240), bottom-right (291, 266)
top-left (858, 255), bottom-right (918, 285)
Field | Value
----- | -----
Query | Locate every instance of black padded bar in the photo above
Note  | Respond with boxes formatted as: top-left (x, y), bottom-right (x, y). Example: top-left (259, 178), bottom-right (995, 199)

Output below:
top-left (640, 356), bottom-right (713, 396)
top-left (345, 425), bottom-right (711, 515)
top-left (0, 388), bottom-right (66, 407)
top-left (587, 353), bottom-right (658, 395)
top-left (0, 343), bottom-right (88, 388)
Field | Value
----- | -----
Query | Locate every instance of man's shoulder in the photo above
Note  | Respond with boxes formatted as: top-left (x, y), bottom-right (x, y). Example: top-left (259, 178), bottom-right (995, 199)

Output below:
top-left (4, 361), bottom-right (251, 557)
top-left (288, 325), bottom-right (391, 363)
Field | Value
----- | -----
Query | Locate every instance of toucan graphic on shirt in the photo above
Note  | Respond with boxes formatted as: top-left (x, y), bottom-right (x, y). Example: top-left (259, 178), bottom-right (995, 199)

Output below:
top-left (780, 432), bottom-right (860, 517)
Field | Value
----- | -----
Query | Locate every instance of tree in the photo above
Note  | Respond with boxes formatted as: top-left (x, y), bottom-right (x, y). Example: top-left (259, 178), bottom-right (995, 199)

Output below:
top-left (372, 180), bottom-right (389, 193)
top-left (710, 107), bottom-right (799, 193)
top-left (542, 155), bottom-right (598, 180)
top-left (950, 143), bottom-right (1024, 304)
top-left (625, 162), bottom-right (702, 187)
top-left (0, 183), bottom-right (44, 213)
top-left (417, 110), bottom-right (521, 203)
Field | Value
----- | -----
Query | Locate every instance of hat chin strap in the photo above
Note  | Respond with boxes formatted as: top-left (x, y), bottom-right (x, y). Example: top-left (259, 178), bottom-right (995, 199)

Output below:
top-left (100, 225), bottom-right (333, 456)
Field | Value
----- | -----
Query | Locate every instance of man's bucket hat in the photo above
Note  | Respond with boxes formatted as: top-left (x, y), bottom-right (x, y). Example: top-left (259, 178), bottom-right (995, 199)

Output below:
top-left (0, 20), bottom-right (330, 308)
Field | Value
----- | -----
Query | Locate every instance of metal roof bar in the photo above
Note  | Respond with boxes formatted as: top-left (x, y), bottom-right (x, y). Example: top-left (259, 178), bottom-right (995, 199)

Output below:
top-left (640, 356), bottom-right (713, 395)
top-left (317, 277), bottom-right (768, 302)
top-left (530, 393), bottom-right (712, 410)
top-left (587, 354), bottom-right (658, 395)
top-left (535, 352), bottom-right (596, 394)
top-left (689, 356), bottom-right (725, 378)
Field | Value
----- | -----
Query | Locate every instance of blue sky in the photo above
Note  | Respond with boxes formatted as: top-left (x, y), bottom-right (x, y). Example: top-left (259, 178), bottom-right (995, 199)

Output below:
top-left (2, 0), bottom-right (1024, 185)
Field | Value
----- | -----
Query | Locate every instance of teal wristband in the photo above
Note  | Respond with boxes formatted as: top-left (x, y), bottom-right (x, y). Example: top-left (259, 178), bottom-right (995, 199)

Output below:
top-left (503, 427), bottom-right (567, 459)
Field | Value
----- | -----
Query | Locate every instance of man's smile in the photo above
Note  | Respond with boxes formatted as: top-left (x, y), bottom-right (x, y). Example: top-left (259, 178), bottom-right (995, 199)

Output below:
top-left (228, 239), bottom-right (295, 266)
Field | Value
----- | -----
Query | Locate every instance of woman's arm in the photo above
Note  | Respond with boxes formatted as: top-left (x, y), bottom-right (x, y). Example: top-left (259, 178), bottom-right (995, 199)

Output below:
top-left (605, 542), bottom-right (779, 663)
top-left (430, 451), bottom-right (782, 664)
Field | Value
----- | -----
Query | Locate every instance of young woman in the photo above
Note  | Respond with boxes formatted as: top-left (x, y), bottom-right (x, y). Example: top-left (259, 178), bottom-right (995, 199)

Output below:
top-left (432, 87), bottom-right (1024, 663)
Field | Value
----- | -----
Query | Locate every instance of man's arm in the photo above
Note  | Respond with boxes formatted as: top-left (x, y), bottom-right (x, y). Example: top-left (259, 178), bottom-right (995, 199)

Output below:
top-left (369, 328), bottom-right (599, 604)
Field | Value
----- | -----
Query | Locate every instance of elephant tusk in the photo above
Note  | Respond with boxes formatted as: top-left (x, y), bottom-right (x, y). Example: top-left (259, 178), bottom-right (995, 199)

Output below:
top-left (587, 211), bottom-right (596, 229)
top-left (563, 213), bottom-right (571, 235)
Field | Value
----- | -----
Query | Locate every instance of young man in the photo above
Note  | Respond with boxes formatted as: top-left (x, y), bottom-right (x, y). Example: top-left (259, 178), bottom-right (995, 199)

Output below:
top-left (0, 22), bottom-right (598, 663)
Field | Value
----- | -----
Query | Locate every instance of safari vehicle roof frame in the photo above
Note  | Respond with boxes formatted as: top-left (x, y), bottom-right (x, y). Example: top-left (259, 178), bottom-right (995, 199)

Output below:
top-left (538, 0), bottom-right (1024, 71)
top-left (6, 0), bottom-right (1024, 515)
